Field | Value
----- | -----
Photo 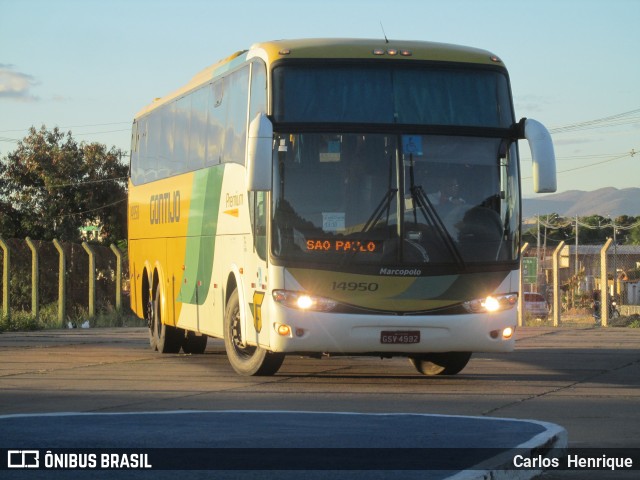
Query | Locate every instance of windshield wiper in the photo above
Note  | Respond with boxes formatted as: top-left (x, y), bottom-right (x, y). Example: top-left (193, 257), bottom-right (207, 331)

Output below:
top-left (407, 153), bottom-right (465, 268)
top-left (339, 187), bottom-right (397, 266)
top-left (361, 188), bottom-right (397, 233)
top-left (409, 185), bottom-right (465, 267)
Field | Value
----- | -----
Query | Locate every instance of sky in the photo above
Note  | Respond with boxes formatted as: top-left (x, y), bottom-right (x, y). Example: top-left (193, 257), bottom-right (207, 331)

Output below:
top-left (1, 0), bottom-right (638, 198)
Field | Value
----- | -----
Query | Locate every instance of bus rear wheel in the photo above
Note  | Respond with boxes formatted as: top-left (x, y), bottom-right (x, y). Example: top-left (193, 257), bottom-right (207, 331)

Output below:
top-left (149, 287), bottom-right (183, 354)
top-left (223, 289), bottom-right (284, 376)
top-left (408, 352), bottom-right (472, 376)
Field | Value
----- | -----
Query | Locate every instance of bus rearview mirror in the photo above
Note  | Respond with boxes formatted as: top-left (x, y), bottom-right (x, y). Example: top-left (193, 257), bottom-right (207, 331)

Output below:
top-left (522, 118), bottom-right (557, 193)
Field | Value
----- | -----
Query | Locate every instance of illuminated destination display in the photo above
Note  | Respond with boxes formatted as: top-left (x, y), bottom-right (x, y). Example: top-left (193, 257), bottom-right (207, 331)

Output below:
top-left (306, 239), bottom-right (381, 253)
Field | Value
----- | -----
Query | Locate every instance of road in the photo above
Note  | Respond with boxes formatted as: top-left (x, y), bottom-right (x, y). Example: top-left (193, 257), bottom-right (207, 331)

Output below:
top-left (0, 325), bottom-right (638, 478)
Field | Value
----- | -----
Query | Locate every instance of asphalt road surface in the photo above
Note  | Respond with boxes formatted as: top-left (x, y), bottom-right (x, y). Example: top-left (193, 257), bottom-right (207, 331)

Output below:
top-left (0, 325), bottom-right (638, 479)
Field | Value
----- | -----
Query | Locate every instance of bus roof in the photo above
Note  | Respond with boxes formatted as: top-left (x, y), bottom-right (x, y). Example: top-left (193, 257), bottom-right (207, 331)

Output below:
top-left (249, 38), bottom-right (502, 65)
top-left (134, 38), bottom-right (504, 119)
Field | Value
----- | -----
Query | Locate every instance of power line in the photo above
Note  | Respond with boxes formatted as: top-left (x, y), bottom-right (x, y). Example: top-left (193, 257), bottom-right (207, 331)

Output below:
top-left (552, 152), bottom-right (633, 162)
top-left (0, 129), bottom-right (130, 144)
top-left (73, 128), bottom-right (130, 137)
top-left (522, 149), bottom-right (637, 179)
top-left (41, 176), bottom-right (128, 189)
top-left (549, 107), bottom-right (640, 134)
top-left (0, 124), bottom-right (131, 145)
top-left (0, 122), bottom-right (131, 134)
top-left (556, 153), bottom-right (631, 174)
top-left (7, 177), bottom-right (128, 195)
top-left (55, 198), bottom-right (127, 219)
top-left (531, 215), bottom-right (640, 231)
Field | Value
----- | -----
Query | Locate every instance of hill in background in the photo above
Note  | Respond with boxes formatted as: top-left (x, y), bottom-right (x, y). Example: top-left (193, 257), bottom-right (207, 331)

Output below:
top-left (522, 187), bottom-right (640, 218)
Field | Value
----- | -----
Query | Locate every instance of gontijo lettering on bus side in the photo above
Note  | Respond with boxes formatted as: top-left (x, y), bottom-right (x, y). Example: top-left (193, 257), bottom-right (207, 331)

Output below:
top-left (149, 191), bottom-right (181, 224)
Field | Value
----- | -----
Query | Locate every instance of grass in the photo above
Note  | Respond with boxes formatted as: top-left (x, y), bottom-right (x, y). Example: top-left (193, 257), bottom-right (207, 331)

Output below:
top-left (523, 312), bottom-right (640, 328)
top-left (609, 314), bottom-right (640, 328)
top-left (0, 302), bottom-right (146, 332)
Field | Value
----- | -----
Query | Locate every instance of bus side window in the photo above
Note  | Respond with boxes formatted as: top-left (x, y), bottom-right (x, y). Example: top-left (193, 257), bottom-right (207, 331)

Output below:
top-left (129, 121), bottom-right (139, 184)
top-left (174, 95), bottom-right (191, 172)
top-left (250, 191), bottom-right (267, 259)
top-left (249, 60), bottom-right (267, 122)
top-left (136, 118), bottom-right (153, 183)
top-left (223, 65), bottom-right (249, 165)
top-left (189, 87), bottom-right (208, 172)
top-left (207, 80), bottom-right (225, 166)
top-left (158, 101), bottom-right (175, 177)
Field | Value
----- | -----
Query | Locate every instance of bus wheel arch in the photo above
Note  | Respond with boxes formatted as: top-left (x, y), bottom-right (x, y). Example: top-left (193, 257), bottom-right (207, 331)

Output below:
top-left (225, 273), bottom-right (238, 307)
top-left (141, 267), bottom-right (151, 328)
top-left (408, 352), bottom-right (472, 376)
top-left (223, 287), bottom-right (284, 376)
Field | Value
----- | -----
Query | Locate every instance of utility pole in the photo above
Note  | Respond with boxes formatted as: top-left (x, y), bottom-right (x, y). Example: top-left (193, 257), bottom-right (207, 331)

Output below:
top-left (537, 214), bottom-right (541, 293)
top-left (575, 215), bottom-right (579, 276)
top-left (613, 218), bottom-right (618, 299)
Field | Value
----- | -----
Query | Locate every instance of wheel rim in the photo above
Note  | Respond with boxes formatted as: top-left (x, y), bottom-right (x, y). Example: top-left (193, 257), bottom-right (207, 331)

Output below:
top-left (148, 289), bottom-right (163, 348)
top-left (153, 294), bottom-right (161, 341)
top-left (230, 306), bottom-right (256, 359)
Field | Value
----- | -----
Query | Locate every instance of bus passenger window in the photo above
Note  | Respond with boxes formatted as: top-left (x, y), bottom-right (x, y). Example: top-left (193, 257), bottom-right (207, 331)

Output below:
top-left (250, 191), bottom-right (267, 260)
top-left (223, 66), bottom-right (249, 165)
top-left (207, 80), bottom-right (225, 166)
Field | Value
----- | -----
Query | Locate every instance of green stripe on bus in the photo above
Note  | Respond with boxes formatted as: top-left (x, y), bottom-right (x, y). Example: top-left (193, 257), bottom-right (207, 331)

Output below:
top-left (178, 167), bottom-right (224, 305)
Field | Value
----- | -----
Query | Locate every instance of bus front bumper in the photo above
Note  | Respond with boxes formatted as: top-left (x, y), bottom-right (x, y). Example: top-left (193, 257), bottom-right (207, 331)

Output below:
top-left (265, 305), bottom-right (516, 355)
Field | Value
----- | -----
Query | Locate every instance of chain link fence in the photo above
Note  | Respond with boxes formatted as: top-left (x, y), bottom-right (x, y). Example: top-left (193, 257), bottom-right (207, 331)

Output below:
top-left (3, 235), bottom-right (639, 330)
top-left (520, 240), bottom-right (640, 326)
top-left (1, 237), bottom-right (139, 330)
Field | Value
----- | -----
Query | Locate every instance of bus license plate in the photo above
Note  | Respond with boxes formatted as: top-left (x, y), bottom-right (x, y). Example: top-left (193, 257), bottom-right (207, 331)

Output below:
top-left (381, 331), bottom-right (420, 344)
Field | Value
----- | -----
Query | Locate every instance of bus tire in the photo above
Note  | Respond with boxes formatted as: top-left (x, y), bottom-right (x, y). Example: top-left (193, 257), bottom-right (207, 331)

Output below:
top-left (149, 287), bottom-right (183, 354)
top-left (182, 331), bottom-right (208, 354)
top-left (408, 352), bottom-right (471, 376)
top-left (223, 289), bottom-right (284, 376)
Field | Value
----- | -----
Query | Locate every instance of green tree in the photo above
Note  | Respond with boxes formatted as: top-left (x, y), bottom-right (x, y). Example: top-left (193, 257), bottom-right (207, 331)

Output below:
top-left (521, 214), bottom-right (572, 247)
top-left (612, 215), bottom-right (638, 246)
top-left (625, 220), bottom-right (640, 246)
top-left (0, 126), bottom-right (128, 243)
top-left (0, 198), bottom-right (22, 237)
top-left (578, 215), bottom-right (609, 245)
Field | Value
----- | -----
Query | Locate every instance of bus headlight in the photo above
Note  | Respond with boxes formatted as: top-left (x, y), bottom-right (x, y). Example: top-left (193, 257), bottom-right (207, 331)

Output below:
top-left (483, 296), bottom-right (501, 312)
top-left (463, 294), bottom-right (517, 313)
top-left (272, 290), bottom-right (338, 312)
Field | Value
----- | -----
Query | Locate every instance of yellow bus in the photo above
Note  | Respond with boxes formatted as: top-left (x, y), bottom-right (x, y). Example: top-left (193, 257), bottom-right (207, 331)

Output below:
top-left (128, 38), bottom-right (556, 376)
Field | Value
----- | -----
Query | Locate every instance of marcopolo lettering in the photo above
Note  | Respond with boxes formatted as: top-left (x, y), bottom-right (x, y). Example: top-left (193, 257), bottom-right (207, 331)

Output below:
top-left (379, 267), bottom-right (422, 276)
top-left (150, 191), bottom-right (180, 225)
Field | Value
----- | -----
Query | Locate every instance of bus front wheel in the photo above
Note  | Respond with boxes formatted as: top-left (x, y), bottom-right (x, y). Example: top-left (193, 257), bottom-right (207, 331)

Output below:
top-left (223, 289), bottom-right (284, 376)
top-left (408, 352), bottom-right (472, 376)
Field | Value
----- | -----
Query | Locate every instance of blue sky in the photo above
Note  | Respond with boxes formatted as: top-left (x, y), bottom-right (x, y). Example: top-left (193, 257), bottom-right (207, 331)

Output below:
top-left (1, 0), bottom-right (638, 197)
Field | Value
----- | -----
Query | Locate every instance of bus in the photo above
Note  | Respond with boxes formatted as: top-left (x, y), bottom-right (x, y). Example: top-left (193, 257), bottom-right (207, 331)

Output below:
top-left (128, 38), bottom-right (556, 376)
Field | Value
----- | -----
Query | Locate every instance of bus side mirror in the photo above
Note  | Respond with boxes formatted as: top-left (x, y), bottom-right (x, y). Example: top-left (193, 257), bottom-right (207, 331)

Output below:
top-left (521, 118), bottom-right (557, 193)
top-left (246, 113), bottom-right (273, 191)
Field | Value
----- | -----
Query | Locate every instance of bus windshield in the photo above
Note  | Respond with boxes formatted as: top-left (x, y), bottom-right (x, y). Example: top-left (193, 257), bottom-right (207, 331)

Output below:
top-left (273, 64), bottom-right (513, 127)
top-left (271, 133), bottom-right (520, 272)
